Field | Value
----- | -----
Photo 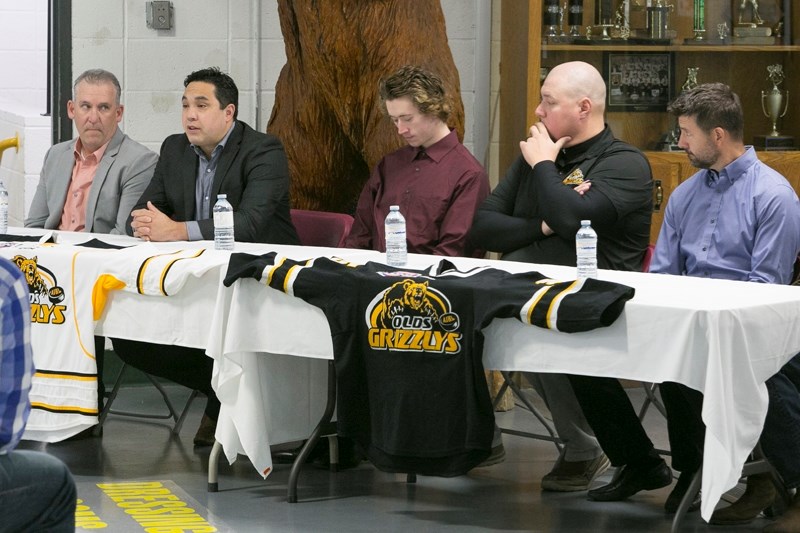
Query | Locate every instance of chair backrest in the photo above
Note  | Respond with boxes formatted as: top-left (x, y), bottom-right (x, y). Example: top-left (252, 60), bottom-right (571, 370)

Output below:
top-left (642, 244), bottom-right (655, 273)
top-left (290, 209), bottom-right (354, 248)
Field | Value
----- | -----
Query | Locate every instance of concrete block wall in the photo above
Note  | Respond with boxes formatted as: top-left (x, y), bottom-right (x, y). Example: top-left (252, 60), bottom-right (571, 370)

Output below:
top-left (0, 0), bottom-right (495, 221)
top-left (0, 0), bottom-right (49, 225)
top-left (0, 0), bottom-right (48, 111)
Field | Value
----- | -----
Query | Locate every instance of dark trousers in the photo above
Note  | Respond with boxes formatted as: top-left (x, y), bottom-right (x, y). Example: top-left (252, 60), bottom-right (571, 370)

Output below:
top-left (569, 352), bottom-right (800, 483)
top-left (567, 375), bottom-right (664, 470)
top-left (757, 353), bottom-right (800, 488)
top-left (568, 375), bottom-right (704, 473)
top-left (109, 338), bottom-right (220, 420)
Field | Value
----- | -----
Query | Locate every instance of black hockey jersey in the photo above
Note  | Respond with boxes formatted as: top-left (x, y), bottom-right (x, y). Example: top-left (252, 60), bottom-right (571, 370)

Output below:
top-left (224, 253), bottom-right (635, 476)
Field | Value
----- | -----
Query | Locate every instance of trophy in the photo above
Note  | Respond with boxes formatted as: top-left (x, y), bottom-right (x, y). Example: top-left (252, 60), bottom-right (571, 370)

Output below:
top-left (646, 0), bottom-right (673, 40)
top-left (682, 67), bottom-right (700, 92)
top-left (568, 0), bottom-right (584, 37)
top-left (761, 65), bottom-right (789, 136)
top-left (756, 64), bottom-right (794, 149)
top-left (718, 22), bottom-right (730, 42)
top-left (544, 0), bottom-right (560, 39)
top-left (593, 0), bottom-right (616, 39)
top-left (733, 0), bottom-right (775, 44)
top-left (611, 1), bottom-right (631, 39)
top-left (693, 0), bottom-right (705, 40)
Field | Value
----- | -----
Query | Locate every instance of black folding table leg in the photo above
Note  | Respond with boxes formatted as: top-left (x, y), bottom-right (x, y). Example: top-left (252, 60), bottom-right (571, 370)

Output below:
top-left (287, 359), bottom-right (337, 503)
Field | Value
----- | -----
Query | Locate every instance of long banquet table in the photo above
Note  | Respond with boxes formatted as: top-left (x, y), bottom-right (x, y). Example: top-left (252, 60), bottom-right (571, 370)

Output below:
top-left (204, 247), bottom-right (800, 521)
top-left (6, 228), bottom-right (800, 521)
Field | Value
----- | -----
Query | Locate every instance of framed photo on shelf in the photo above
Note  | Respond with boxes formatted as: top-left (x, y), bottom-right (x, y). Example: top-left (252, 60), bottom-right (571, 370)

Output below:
top-left (604, 52), bottom-right (674, 112)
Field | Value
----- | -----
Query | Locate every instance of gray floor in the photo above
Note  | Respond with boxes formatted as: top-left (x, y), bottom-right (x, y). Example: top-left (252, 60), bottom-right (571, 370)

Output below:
top-left (20, 384), bottom-right (773, 532)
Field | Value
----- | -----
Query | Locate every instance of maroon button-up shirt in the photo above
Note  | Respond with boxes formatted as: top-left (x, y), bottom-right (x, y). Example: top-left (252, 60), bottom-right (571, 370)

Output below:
top-left (345, 129), bottom-right (489, 257)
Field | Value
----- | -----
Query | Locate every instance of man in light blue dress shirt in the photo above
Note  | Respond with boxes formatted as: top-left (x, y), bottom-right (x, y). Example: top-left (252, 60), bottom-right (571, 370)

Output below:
top-left (568, 83), bottom-right (800, 531)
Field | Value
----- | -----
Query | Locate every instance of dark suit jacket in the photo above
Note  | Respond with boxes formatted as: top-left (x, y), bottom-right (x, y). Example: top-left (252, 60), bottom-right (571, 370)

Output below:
top-left (128, 121), bottom-right (299, 244)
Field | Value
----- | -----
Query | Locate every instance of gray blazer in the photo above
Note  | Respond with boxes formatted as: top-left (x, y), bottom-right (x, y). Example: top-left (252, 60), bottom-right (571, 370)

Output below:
top-left (25, 128), bottom-right (158, 234)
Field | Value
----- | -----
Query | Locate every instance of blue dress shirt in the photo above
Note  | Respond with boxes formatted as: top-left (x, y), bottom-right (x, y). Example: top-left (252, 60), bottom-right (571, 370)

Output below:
top-left (186, 122), bottom-right (236, 241)
top-left (650, 147), bottom-right (800, 284)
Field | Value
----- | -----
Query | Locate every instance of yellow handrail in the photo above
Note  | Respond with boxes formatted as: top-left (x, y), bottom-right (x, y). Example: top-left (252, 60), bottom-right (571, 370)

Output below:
top-left (0, 133), bottom-right (19, 167)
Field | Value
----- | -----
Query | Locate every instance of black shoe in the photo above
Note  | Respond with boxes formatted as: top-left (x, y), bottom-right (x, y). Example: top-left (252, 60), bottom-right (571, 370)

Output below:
top-left (664, 470), bottom-right (701, 514)
top-left (588, 460), bottom-right (672, 502)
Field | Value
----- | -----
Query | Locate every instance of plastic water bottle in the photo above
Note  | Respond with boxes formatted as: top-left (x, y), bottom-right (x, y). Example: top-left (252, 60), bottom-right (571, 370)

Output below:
top-left (576, 219), bottom-right (598, 279)
top-left (0, 180), bottom-right (8, 234)
top-left (384, 205), bottom-right (407, 267)
top-left (213, 194), bottom-right (234, 251)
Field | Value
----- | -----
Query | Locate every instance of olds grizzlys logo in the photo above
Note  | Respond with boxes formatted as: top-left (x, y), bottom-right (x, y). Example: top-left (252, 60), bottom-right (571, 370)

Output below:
top-left (366, 278), bottom-right (462, 354)
top-left (13, 255), bottom-right (67, 324)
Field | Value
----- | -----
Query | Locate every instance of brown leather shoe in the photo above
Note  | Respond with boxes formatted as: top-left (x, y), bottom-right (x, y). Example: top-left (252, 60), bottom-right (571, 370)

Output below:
top-left (710, 472), bottom-right (776, 526)
top-left (193, 414), bottom-right (217, 447)
top-left (763, 494), bottom-right (800, 533)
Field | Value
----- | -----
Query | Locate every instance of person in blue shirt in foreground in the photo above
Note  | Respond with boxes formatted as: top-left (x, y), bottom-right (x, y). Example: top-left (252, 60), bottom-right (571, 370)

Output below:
top-left (0, 257), bottom-right (77, 531)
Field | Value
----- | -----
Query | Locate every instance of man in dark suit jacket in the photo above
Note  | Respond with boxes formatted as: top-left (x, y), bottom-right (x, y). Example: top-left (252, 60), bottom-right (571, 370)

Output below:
top-left (127, 67), bottom-right (298, 245)
top-left (115, 67), bottom-right (299, 447)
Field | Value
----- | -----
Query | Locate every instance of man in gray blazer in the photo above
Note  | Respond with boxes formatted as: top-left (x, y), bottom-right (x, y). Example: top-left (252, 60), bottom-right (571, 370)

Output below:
top-left (25, 69), bottom-right (157, 234)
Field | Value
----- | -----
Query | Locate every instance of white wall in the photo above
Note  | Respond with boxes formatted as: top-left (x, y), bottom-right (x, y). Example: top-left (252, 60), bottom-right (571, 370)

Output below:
top-left (0, 0), bottom-right (492, 221)
top-left (0, 0), bottom-right (49, 226)
top-left (0, 0), bottom-right (48, 110)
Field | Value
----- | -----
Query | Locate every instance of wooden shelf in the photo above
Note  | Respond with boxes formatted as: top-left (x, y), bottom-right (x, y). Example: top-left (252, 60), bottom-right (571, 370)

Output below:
top-left (497, 0), bottom-right (800, 242)
top-left (543, 44), bottom-right (800, 53)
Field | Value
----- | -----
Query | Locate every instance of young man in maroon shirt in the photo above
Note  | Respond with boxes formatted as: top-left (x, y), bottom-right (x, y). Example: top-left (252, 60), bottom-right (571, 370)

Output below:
top-left (345, 65), bottom-right (490, 258)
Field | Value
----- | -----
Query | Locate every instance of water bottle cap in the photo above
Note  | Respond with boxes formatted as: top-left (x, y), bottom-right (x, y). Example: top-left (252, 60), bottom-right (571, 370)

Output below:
top-left (580, 219), bottom-right (591, 226)
top-left (389, 205), bottom-right (399, 211)
top-left (218, 194), bottom-right (227, 199)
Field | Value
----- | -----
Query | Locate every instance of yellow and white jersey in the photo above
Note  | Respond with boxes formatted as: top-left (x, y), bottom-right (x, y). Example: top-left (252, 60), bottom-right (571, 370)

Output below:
top-left (0, 239), bottom-right (226, 442)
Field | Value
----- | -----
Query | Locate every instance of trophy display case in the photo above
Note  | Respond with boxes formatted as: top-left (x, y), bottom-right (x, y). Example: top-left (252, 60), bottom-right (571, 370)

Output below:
top-left (502, 0), bottom-right (800, 242)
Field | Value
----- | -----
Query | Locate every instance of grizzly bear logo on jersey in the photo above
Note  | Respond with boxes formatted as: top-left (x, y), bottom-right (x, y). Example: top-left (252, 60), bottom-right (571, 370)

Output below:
top-left (366, 277), bottom-right (462, 354)
top-left (378, 279), bottom-right (439, 328)
top-left (14, 255), bottom-right (49, 299)
top-left (12, 254), bottom-right (67, 324)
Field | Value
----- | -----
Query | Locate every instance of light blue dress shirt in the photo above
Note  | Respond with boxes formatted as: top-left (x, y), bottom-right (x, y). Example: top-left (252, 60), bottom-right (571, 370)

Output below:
top-left (650, 147), bottom-right (800, 284)
top-left (185, 122), bottom-right (236, 241)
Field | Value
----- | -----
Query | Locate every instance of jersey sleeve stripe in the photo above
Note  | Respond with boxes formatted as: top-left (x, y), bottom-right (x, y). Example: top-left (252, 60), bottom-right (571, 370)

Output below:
top-left (160, 248), bottom-right (206, 296)
top-left (137, 250), bottom-right (183, 294)
top-left (521, 285), bottom-right (552, 325)
top-left (546, 279), bottom-right (583, 331)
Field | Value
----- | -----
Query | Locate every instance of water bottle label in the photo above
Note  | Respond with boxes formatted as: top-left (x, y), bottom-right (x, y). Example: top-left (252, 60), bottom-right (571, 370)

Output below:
top-left (214, 211), bottom-right (234, 227)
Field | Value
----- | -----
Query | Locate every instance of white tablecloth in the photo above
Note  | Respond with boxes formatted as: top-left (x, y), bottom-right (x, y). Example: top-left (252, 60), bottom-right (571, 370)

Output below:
top-left (207, 247), bottom-right (800, 520)
top-left (7, 229), bottom-right (800, 520)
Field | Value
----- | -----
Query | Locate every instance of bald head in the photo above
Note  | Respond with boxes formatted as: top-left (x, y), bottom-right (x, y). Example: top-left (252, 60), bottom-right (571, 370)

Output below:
top-left (547, 61), bottom-right (606, 114)
top-left (537, 61), bottom-right (606, 146)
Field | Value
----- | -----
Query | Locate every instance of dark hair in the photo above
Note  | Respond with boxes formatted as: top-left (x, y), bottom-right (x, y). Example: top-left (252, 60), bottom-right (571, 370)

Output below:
top-left (667, 82), bottom-right (743, 141)
top-left (378, 65), bottom-right (452, 122)
top-left (73, 69), bottom-right (121, 105)
top-left (184, 67), bottom-right (238, 120)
